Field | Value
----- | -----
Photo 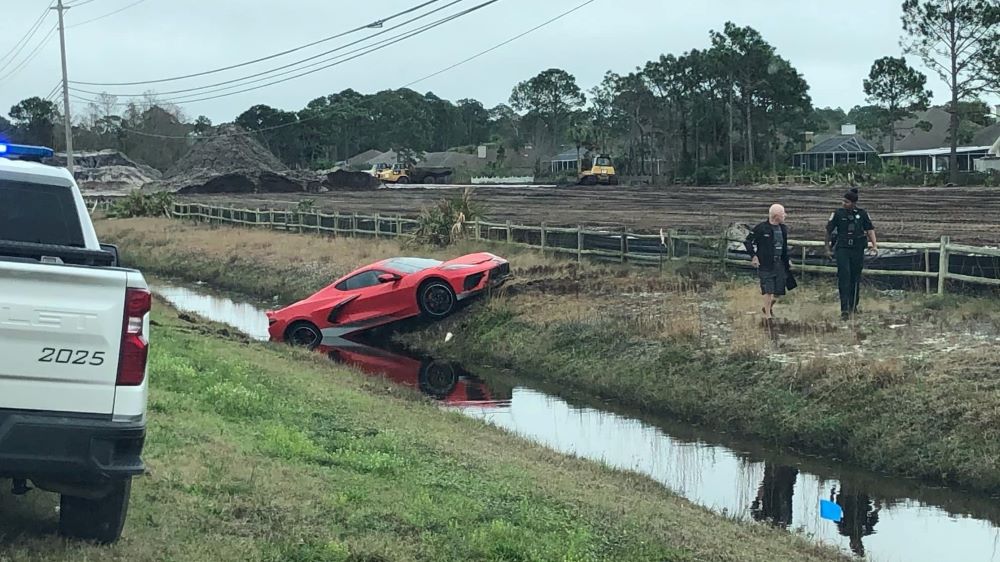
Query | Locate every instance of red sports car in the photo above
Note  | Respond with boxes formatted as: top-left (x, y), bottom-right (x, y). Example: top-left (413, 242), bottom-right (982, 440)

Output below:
top-left (266, 252), bottom-right (510, 348)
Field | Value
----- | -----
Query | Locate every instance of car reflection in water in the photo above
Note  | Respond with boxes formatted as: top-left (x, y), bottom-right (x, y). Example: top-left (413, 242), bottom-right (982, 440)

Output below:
top-left (317, 336), bottom-right (511, 408)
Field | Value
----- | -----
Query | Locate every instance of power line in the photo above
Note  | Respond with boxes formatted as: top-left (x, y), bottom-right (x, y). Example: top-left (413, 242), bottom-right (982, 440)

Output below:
top-left (144, 0), bottom-right (498, 106)
top-left (68, 0), bottom-right (145, 28)
top-left (405, 0), bottom-right (596, 88)
top-left (0, 3), bottom-right (54, 75)
top-left (71, 0), bottom-right (465, 98)
top-left (66, 0), bottom-right (98, 6)
top-left (0, 25), bottom-right (58, 83)
top-left (73, 0), bottom-right (500, 107)
top-left (95, 0), bottom-right (586, 140)
top-left (70, 0), bottom-right (443, 86)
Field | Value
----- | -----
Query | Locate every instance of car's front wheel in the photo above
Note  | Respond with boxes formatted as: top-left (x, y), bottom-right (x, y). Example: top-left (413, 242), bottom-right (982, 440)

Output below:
top-left (418, 280), bottom-right (456, 319)
top-left (285, 321), bottom-right (322, 349)
top-left (59, 478), bottom-right (132, 544)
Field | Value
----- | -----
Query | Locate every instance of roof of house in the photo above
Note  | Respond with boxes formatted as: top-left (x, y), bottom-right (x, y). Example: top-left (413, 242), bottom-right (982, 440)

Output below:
top-left (797, 135), bottom-right (877, 155)
top-left (973, 122), bottom-right (1000, 147)
top-left (547, 146), bottom-right (587, 162)
top-left (346, 149), bottom-right (384, 167)
top-left (879, 145), bottom-right (993, 158)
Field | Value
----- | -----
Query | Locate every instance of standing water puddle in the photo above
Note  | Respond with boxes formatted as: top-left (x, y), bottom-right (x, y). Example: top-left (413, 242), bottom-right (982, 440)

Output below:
top-left (156, 284), bottom-right (1000, 562)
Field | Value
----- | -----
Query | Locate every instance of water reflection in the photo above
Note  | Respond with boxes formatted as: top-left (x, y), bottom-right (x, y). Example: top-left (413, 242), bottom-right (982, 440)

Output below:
top-left (318, 337), bottom-right (511, 408)
top-left (750, 464), bottom-right (799, 529)
top-left (155, 283), bottom-right (1000, 562)
top-left (830, 484), bottom-right (881, 558)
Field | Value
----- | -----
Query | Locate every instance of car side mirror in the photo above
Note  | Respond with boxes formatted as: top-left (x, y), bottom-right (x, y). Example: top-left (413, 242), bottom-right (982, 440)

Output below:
top-left (100, 243), bottom-right (119, 267)
top-left (378, 273), bottom-right (400, 283)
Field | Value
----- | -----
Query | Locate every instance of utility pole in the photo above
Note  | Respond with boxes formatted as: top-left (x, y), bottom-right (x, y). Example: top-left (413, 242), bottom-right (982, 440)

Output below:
top-left (727, 86), bottom-right (734, 186)
top-left (54, 0), bottom-right (74, 174)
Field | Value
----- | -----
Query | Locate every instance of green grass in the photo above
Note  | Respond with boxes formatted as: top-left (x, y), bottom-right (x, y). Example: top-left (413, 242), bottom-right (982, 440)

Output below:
top-left (0, 305), bottom-right (845, 561)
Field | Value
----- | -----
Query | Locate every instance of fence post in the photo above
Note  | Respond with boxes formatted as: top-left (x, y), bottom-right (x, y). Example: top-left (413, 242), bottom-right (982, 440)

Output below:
top-left (333, 211), bottom-right (340, 236)
top-left (668, 229), bottom-right (677, 261)
top-left (316, 211), bottom-right (322, 235)
top-left (620, 226), bottom-right (628, 264)
top-left (396, 216), bottom-right (403, 238)
top-left (352, 212), bottom-right (358, 237)
top-left (801, 246), bottom-right (807, 279)
top-left (269, 210), bottom-right (275, 230)
top-left (475, 218), bottom-right (481, 241)
top-left (577, 225), bottom-right (583, 264)
top-left (506, 220), bottom-right (513, 245)
top-left (938, 235), bottom-right (950, 296)
top-left (540, 223), bottom-right (547, 253)
top-left (374, 212), bottom-right (380, 240)
top-left (924, 248), bottom-right (931, 294)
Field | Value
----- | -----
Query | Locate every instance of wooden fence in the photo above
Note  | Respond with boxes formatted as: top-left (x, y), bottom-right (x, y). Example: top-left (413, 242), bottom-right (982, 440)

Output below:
top-left (102, 201), bottom-right (1000, 295)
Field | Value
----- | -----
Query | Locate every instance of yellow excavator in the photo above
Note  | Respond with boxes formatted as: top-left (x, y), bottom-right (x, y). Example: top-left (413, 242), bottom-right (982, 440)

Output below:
top-left (373, 163), bottom-right (454, 184)
top-left (578, 154), bottom-right (618, 186)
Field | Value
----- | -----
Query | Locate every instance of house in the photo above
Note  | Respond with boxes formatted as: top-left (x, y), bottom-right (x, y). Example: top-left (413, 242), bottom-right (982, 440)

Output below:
top-left (793, 125), bottom-right (878, 172)
top-left (545, 146), bottom-right (587, 173)
top-left (879, 145), bottom-right (993, 173)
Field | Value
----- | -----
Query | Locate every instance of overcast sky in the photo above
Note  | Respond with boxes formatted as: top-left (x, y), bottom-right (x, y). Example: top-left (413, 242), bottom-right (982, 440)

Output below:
top-left (1, 0), bottom-right (997, 125)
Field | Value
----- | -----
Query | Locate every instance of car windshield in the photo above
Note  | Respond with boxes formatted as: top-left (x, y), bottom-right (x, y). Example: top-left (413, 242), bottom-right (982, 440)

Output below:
top-left (596, 157), bottom-right (611, 166)
top-left (382, 257), bottom-right (442, 274)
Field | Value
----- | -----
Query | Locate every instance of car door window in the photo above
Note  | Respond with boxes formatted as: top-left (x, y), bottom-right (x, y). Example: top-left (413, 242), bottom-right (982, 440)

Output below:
top-left (336, 270), bottom-right (386, 291)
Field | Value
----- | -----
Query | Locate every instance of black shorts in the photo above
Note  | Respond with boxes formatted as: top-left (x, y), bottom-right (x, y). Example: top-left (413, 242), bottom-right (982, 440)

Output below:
top-left (758, 261), bottom-right (787, 296)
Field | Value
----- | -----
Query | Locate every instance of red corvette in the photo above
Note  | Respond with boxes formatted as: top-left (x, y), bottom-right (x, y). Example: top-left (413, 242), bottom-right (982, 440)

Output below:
top-left (266, 252), bottom-right (510, 348)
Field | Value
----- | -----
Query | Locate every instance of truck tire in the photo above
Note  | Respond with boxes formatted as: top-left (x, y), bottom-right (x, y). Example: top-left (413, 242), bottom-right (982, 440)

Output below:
top-left (397, 176), bottom-right (410, 184)
top-left (59, 478), bottom-right (132, 544)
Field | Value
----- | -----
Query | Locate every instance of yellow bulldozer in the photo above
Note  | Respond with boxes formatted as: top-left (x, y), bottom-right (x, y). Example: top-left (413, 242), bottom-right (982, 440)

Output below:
top-left (578, 154), bottom-right (618, 186)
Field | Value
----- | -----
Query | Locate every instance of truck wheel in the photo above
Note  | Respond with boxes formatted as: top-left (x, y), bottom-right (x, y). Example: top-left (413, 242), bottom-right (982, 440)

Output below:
top-left (397, 176), bottom-right (410, 184)
top-left (59, 478), bottom-right (132, 544)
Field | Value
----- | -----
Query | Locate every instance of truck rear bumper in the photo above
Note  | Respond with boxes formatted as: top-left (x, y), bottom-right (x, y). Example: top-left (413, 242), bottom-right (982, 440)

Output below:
top-left (0, 409), bottom-right (145, 482)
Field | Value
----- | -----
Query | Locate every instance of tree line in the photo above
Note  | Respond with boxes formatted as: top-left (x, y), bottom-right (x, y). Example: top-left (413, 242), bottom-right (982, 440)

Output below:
top-left (2, 1), bottom-right (997, 184)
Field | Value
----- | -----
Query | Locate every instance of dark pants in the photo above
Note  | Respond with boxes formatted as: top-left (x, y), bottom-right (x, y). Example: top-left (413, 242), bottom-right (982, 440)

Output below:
top-left (836, 248), bottom-right (865, 313)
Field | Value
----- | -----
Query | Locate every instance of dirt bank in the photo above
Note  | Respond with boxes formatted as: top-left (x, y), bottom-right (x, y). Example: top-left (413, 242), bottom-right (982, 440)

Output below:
top-left (96, 218), bottom-right (1000, 492)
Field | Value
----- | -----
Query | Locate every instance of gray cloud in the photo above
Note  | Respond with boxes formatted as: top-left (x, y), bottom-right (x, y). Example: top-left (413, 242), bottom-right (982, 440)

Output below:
top-left (0, 0), bottom-right (990, 124)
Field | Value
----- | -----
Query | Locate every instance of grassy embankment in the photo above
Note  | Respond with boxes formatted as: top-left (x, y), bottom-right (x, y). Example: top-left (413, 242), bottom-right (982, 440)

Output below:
top-left (0, 295), bottom-right (847, 561)
top-left (97, 218), bottom-right (1000, 493)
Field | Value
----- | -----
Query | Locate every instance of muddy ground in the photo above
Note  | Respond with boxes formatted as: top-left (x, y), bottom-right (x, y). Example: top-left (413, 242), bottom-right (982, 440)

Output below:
top-left (181, 183), bottom-right (1000, 245)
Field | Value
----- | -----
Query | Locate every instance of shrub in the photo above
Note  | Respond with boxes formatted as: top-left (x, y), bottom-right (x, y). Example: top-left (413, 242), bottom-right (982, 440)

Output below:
top-left (412, 188), bottom-right (486, 247)
top-left (109, 191), bottom-right (174, 218)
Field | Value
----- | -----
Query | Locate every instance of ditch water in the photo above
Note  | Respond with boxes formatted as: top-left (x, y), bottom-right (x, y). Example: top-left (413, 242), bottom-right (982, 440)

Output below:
top-left (156, 283), bottom-right (1000, 562)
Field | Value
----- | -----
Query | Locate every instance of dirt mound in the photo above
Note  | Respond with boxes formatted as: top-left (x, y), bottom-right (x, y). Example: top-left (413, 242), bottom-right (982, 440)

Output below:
top-left (147, 124), bottom-right (317, 194)
top-left (322, 169), bottom-right (380, 191)
top-left (165, 124), bottom-right (288, 179)
top-left (45, 150), bottom-right (162, 194)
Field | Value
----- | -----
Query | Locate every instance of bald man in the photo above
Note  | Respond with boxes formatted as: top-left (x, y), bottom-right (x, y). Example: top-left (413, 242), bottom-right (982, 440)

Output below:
top-left (743, 204), bottom-right (792, 319)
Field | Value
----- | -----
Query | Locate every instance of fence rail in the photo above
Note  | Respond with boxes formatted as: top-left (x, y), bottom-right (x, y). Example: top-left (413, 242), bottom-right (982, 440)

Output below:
top-left (94, 200), bottom-right (1000, 295)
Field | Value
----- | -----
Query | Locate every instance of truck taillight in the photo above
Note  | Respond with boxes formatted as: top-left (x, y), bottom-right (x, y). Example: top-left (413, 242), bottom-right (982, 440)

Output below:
top-left (117, 288), bottom-right (151, 386)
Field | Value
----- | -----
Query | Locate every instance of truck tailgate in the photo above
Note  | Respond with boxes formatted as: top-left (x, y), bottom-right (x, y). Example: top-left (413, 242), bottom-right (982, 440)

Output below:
top-left (0, 261), bottom-right (126, 415)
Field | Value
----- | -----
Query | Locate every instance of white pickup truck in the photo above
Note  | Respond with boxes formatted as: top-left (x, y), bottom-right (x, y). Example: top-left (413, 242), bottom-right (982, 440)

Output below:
top-left (0, 144), bottom-right (150, 544)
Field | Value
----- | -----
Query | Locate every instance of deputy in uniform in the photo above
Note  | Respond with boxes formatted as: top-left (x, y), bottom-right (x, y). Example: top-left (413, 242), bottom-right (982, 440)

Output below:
top-left (825, 188), bottom-right (878, 320)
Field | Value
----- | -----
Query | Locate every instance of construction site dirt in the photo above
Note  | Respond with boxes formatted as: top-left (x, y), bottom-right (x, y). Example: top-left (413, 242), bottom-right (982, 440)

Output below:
top-left (181, 183), bottom-right (1000, 246)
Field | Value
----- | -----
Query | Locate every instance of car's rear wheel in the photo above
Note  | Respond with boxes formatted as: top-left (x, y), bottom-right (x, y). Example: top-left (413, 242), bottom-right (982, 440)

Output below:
top-left (285, 321), bottom-right (322, 349)
top-left (418, 280), bottom-right (456, 319)
top-left (419, 360), bottom-right (460, 400)
top-left (59, 478), bottom-right (131, 544)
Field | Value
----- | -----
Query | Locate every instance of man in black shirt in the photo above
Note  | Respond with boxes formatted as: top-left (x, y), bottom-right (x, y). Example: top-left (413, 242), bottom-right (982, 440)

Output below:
top-left (825, 188), bottom-right (878, 320)
top-left (744, 204), bottom-right (791, 319)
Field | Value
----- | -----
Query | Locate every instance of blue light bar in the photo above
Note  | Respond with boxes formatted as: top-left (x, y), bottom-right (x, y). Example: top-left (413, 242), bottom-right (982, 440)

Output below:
top-left (0, 143), bottom-right (55, 159)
